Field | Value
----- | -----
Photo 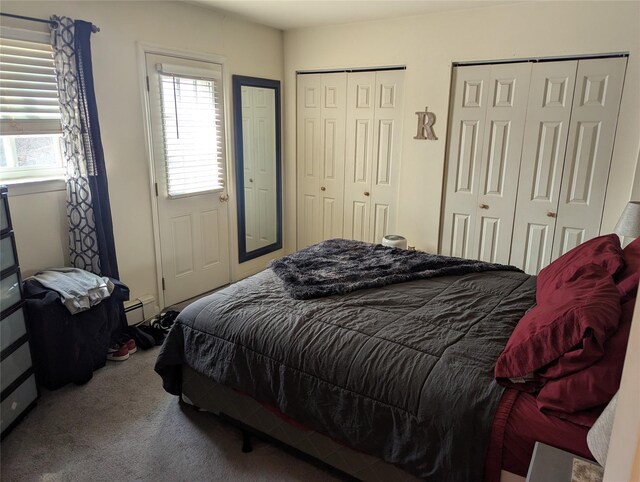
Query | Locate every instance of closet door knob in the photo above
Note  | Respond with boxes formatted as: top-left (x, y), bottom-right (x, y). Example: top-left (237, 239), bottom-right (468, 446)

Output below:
top-left (364, 191), bottom-right (370, 197)
top-left (547, 211), bottom-right (557, 218)
top-left (320, 186), bottom-right (326, 191)
top-left (479, 203), bottom-right (489, 209)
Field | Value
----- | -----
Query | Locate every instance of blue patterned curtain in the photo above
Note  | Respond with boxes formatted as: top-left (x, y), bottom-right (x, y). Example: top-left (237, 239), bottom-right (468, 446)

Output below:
top-left (50, 16), bottom-right (120, 279)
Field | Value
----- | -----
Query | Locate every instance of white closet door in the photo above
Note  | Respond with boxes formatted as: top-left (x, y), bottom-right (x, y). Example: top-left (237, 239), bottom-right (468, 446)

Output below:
top-left (441, 65), bottom-right (491, 258)
top-left (319, 73), bottom-right (348, 241)
top-left (296, 73), bottom-right (348, 248)
top-left (474, 63), bottom-right (532, 263)
top-left (552, 57), bottom-right (627, 258)
top-left (344, 72), bottom-right (376, 241)
top-left (369, 70), bottom-right (404, 244)
top-left (510, 61), bottom-right (578, 273)
top-left (296, 74), bottom-right (322, 248)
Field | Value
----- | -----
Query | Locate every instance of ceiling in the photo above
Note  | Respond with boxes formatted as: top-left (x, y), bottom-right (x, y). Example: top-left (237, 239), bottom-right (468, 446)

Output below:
top-left (190, 0), bottom-right (520, 30)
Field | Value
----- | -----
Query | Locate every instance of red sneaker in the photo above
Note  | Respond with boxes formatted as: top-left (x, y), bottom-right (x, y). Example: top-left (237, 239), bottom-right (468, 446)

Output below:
top-left (125, 338), bottom-right (137, 354)
top-left (107, 343), bottom-right (129, 361)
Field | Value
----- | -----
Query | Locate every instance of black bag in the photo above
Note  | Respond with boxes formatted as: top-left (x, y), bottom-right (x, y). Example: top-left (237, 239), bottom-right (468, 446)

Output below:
top-left (24, 278), bottom-right (129, 390)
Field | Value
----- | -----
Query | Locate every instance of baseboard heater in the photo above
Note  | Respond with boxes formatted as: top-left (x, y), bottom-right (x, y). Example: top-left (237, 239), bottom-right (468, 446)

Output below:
top-left (124, 294), bottom-right (156, 325)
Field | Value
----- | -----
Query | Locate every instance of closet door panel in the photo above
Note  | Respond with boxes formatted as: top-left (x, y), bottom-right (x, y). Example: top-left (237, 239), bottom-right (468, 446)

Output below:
top-left (451, 213), bottom-right (472, 258)
top-left (297, 73), bottom-right (348, 248)
top-left (370, 70), bottom-right (404, 243)
top-left (441, 66), bottom-right (491, 258)
top-left (552, 57), bottom-right (626, 258)
top-left (344, 72), bottom-right (375, 242)
top-left (474, 63), bottom-right (532, 263)
top-left (320, 73), bottom-right (348, 240)
top-left (350, 201), bottom-right (369, 241)
top-left (510, 61), bottom-right (578, 273)
top-left (297, 75), bottom-right (322, 248)
top-left (372, 203), bottom-right (391, 247)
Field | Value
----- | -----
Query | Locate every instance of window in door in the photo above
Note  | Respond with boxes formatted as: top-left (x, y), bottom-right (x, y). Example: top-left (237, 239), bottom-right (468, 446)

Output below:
top-left (156, 63), bottom-right (225, 197)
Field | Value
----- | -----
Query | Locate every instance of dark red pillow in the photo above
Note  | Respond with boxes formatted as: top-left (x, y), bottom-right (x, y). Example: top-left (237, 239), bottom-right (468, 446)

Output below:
top-left (537, 234), bottom-right (624, 303)
top-left (536, 298), bottom-right (635, 426)
top-left (495, 264), bottom-right (621, 388)
top-left (616, 237), bottom-right (640, 302)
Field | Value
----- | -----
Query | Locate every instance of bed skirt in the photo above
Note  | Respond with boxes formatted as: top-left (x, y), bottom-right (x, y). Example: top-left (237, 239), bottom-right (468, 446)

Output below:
top-left (181, 364), bottom-right (524, 482)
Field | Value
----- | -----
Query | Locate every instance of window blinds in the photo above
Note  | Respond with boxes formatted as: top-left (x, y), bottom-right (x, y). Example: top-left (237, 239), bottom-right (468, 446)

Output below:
top-left (0, 35), bottom-right (61, 135)
top-left (158, 67), bottom-right (225, 197)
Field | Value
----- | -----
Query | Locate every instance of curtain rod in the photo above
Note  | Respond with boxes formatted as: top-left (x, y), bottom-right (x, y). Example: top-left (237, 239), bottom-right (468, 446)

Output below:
top-left (0, 12), bottom-right (100, 33)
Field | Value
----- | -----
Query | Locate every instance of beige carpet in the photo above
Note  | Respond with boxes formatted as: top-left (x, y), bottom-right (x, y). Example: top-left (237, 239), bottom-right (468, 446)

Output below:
top-left (1, 347), bottom-right (341, 481)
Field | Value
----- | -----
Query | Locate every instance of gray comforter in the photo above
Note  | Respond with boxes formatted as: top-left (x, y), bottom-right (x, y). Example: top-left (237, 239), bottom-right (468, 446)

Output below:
top-left (156, 268), bottom-right (536, 481)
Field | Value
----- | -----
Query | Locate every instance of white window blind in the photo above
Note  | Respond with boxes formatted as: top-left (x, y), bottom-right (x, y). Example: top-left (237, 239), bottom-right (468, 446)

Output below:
top-left (0, 29), bottom-right (61, 136)
top-left (158, 64), bottom-right (225, 197)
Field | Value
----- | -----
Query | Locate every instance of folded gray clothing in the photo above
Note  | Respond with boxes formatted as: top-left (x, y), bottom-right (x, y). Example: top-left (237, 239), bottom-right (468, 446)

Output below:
top-left (29, 268), bottom-right (114, 314)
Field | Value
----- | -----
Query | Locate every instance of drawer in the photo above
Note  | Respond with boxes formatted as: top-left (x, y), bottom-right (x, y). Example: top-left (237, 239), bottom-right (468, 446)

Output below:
top-left (1, 342), bottom-right (32, 393)
top-left (0, 234), bottom-right (17, 273)
top-left (1, 373), bottom-right (37, 435)
top-left (0, 271), bottom-right (22, 313)
top-left (0, 195), bottom-right (9, 234)
top-left (0, 306), bottom-right (27, 353)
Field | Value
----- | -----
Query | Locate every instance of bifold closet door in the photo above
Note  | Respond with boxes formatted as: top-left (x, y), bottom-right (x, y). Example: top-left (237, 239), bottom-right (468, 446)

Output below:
top-left (510, 61), bottom-right (578, 273)
top-left (473, 63), bottom-right (531, 263)
top-left (369, 70), bottom-right (404, 244)
top-left (551, 57), bottom-right (626, 258)
top-left (441, 63), bottom-right (531, 263)
top-left (344, 72), bottom-right (375, 241)
top-left (440, 66), bottom-right (491, 259)
top-left (443, 57), bottom-right (627, 273)
top-left (344, 70), bottom-right (404, 243)
top-left (296, 73), bottom-right (348, 248)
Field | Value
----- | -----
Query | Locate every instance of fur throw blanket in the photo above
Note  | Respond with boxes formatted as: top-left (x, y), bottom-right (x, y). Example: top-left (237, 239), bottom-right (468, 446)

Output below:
top-left (269, 238), bottom-right (522, 299)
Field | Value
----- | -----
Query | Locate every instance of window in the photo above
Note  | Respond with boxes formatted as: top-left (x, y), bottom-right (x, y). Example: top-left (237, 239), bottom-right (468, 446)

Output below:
top-left (0, 28), bottom-right (64, 182)
top-left (156, 62), bottom-right (225, 197)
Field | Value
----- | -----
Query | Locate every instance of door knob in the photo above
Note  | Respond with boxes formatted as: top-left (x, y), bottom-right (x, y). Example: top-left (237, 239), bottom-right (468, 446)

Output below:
top-left (249, 178), bottom-right (253, 183)
top-left (479, 203), bottom-right (489, 209)
top-left (546, 211), bottom-right (557, 218)
top-left (219, 194), bottom-right (229, 202)
top-left (320, 186), bottom-right (326, 191)
top-left (364, 192), bottom-right (370, 197)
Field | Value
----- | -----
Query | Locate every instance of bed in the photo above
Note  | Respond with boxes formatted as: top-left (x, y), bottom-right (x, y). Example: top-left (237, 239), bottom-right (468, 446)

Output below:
top-left (155, 236), bottom-right (637, 481)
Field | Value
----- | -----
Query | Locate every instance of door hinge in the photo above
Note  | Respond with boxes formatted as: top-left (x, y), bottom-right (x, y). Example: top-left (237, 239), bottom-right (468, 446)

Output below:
top-left (162, 277), bottom-right (166, 290)
top-left (154, 182), bottom-right (159, 197)
top-left (146, 75), bottom-right (150, 91)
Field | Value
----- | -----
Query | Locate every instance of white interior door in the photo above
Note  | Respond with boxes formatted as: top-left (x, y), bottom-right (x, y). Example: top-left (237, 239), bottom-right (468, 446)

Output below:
top-left (319, 73), bottom-right (347, 242)
top-left (145, 53), bottom-right (230, 307)
top-left (510, 61), bottom-right (578, 273)
top-left (296, 73), bottom-right (348, 248)
top-left (296, 74), bottom-right (322, 248)
top-left (552, 57), bottom-right (627, 258)
top-left (369, 70), bottom-right (404, 244)
top-left (344, 71), bottom-right (376, 241)
top-left (441, 65), bottom-right (491, 258)
top-left (242, 86), bottom-right (277, 252)
top-left (473, 63), bottom-right (531, 264)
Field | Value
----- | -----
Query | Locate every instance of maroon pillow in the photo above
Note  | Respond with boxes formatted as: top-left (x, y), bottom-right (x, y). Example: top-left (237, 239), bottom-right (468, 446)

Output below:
top-left (495, 264), bottom-right (621, 388)
top-left (537, 234), bottom-right (624, 303)
top-left (616, 237), bottom-right (640, 302)
top-left (536, 298), bottom-right (635, 426)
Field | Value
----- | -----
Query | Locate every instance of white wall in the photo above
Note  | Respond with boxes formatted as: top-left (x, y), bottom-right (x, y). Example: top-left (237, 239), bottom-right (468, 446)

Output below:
top-left (1, 1), bottom-right (284, 305)
top-left (283, 0), bottom-right (640, 253)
